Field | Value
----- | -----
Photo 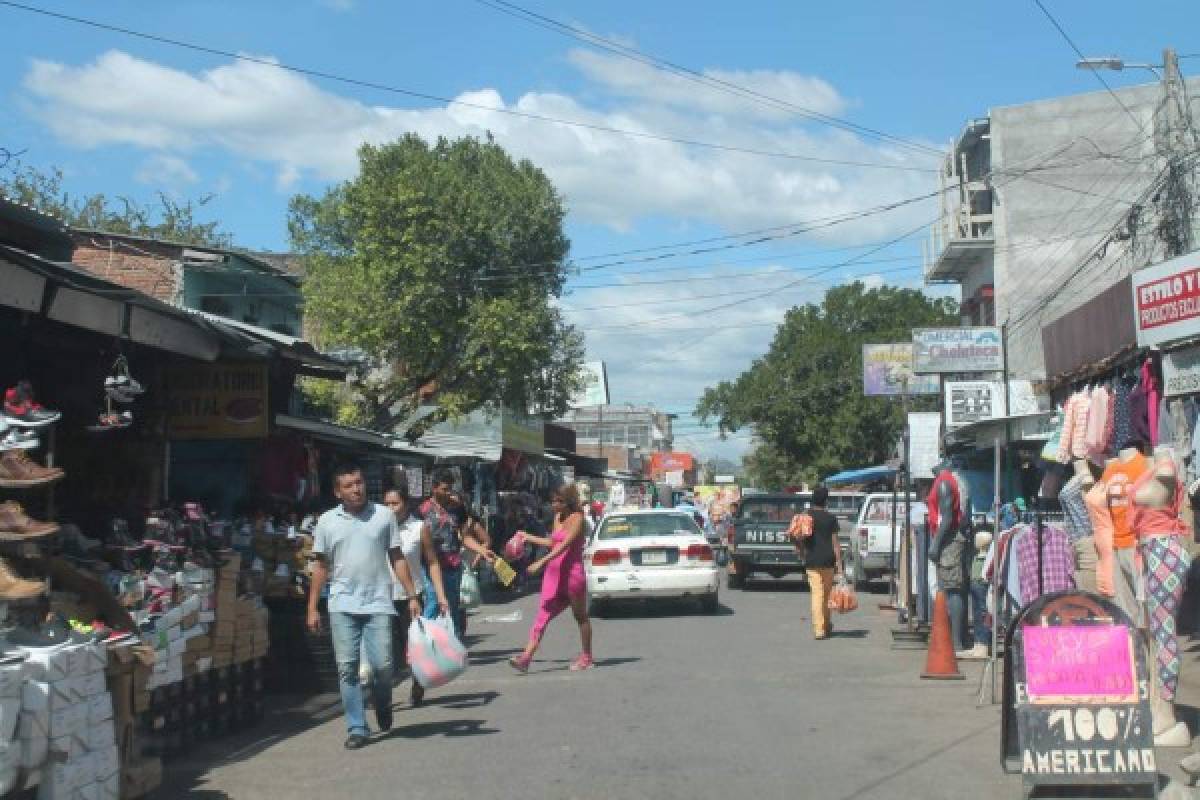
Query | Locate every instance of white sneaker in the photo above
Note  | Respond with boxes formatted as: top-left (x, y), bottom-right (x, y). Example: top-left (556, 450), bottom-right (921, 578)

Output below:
top-left (955, 644), bottom-right (989, 660)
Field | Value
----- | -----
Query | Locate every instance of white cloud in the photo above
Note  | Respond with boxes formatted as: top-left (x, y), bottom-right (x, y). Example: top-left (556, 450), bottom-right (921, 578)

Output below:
top-left (20, 49), bottom-right (938, 236)
top-left (20, 47), bottom-right (941, 462)
top-left (134, 153), bottom-right (198, 188)
top-left (568, 48), bottom-right (847, 121)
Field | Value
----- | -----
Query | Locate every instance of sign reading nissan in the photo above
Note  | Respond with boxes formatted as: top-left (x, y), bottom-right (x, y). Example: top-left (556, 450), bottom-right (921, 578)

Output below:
top-left (912, 327), bottom-right (1004, 374)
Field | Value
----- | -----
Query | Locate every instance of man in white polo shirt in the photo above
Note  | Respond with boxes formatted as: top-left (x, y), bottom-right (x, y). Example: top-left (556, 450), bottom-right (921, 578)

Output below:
top-left (307, 461), bottom-right (422, 750)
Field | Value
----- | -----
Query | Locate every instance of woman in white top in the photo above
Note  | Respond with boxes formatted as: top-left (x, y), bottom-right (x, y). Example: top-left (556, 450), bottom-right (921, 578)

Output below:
top-left (383, 487), bottom-right (449, 707)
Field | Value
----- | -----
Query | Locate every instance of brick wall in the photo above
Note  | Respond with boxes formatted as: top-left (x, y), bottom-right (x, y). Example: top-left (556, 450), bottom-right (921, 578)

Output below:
top-left (70, 240), bottom-right (181, 304)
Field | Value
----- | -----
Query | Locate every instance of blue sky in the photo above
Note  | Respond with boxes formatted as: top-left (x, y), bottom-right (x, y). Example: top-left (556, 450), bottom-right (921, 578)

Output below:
top-left (1, 0), bottom-right (1197, 462)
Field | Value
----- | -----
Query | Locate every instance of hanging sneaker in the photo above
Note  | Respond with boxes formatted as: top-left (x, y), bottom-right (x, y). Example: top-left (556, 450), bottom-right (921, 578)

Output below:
top-left (0, 559), bottom-right (45, 600)
top-left (0, 450), bottom-right (63, 488)
top-left (0, 502), bottom-right (59, 537)
top-left (4, 383), bottom-right (60, 428)
top-left (0, 427), bottom-right (39, 451)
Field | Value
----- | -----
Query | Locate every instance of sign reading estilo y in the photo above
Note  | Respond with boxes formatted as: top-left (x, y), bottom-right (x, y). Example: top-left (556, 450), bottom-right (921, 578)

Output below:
top-left (912, 327), bottom-right (1004, 374)
top-left (1131, 250), bottom-right (1200, 347)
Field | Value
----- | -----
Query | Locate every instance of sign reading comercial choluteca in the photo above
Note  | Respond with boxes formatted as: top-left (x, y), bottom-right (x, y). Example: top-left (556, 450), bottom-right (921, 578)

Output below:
top-left (912, 327), bottom-right (1004, 374)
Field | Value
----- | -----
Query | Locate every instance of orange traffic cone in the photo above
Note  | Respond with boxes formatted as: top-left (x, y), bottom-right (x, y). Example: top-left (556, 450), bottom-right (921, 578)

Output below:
top-left (920, 591), bottom-right (965, 680)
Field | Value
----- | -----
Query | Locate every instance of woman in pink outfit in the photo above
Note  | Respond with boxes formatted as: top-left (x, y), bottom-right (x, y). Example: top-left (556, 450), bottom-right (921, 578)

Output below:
top-left (510, 485), bottom-right (593, 672)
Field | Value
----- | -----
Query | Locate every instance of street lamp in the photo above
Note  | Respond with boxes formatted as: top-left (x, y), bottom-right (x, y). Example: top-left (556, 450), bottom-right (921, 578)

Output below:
top-left (1076, 56), bottom-right (1162, 78)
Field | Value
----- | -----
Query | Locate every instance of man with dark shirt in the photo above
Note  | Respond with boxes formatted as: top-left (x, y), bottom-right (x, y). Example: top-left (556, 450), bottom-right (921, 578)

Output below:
top-left (800, 487), bottom-right (843, 640)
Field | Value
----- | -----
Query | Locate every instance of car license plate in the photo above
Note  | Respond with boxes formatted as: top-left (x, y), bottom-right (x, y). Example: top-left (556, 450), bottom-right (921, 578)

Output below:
top-left (641, 550), bottom-right (667, 565)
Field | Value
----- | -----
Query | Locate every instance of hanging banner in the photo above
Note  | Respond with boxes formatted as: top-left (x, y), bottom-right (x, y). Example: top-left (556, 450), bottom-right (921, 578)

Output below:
top-left (1163, 345), bottom-right (1200, 396)
top-left (862, 344), bottom-right (941, 396)
top-left (1131, 250), bottom-right (1200, 347)
top-left (912, 327), bottom-right (1004, 373)
top-left (167, 362), bottom-right (268, 440)
top-left (944, 381), bottom-right (1005, 429)
top-left (907, 412), bottom-right (941, 479)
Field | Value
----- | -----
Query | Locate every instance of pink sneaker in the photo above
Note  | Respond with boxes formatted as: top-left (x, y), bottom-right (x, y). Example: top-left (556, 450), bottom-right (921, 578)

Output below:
top-left (509, 655), bottom-right (531, 674)
top-left (569, 653), bottom-right (594, 671)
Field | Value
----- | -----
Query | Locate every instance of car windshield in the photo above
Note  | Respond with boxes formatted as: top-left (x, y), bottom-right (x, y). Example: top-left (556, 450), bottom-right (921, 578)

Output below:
top-left (597, 514), bottom-right (702, 540)
top-left (738, 497), bottom-right (811, 523)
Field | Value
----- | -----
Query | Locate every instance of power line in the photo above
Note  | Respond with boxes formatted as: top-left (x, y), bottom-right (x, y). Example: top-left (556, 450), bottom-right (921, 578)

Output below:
top-left (466, 0), bottom-right (945, 159)
top-left (0, 1), bottom-right (940, 174)
top-left (1031, 0), bottom-right (1146, 134)
top-left (560, 264), bottom-right (920, 313)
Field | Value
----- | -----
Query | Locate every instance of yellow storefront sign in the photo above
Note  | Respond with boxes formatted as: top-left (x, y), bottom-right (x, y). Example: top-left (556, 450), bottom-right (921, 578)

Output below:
top-left (167, 362), bottom-right (269, 439)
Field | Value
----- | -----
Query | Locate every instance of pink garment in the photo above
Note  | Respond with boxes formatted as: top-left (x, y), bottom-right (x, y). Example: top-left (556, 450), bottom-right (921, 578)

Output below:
top-left (529, 528), bottom-right (587, 641)
top-left (1084, 386), bottom-right (1109, 457)
top-left (1143, 360), bottom-right (1161, 447)
top-left (1056, 391), bottom-right (1091, 463)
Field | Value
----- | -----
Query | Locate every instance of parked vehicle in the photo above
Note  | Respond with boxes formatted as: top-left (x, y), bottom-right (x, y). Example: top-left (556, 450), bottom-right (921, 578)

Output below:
top-left (586, 509), bottom-right (720, 615)
top-left (726, 491), bottom-right (863, 588)
top-left (851, 493), bottom-right (924, 590)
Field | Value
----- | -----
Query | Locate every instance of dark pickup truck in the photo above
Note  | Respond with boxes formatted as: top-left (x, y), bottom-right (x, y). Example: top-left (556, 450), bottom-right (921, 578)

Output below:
top-left (727, 492), bottom-right (859, 589)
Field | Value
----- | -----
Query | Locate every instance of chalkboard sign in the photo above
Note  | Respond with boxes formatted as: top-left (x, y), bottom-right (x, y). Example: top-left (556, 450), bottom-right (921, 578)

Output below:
top-left (1001, 591), bottom-right (1157, 799)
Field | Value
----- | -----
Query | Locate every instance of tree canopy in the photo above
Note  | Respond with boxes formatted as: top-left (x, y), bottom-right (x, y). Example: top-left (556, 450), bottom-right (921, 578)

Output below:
top-left (696, 282), bottom-right (957, 487)
top-left (290, 134), bottom-right (584, 434)
top-left (0, 163), bottom-right (232, 248)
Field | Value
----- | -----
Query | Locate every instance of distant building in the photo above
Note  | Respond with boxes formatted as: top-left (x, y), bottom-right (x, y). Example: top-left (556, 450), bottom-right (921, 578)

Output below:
top-left (556, 405), bottom-right (674, 474)
top-left (70, 230), bottom-right (304, 336)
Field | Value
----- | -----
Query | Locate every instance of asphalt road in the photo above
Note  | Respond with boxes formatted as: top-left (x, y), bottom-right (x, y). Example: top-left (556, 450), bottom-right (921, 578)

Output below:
top-left (160, 579), bottom-right (1031, 800)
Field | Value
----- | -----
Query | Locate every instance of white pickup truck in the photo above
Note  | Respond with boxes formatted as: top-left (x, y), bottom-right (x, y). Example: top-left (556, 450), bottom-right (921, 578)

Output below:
top-left (850, 493), bottom-right (926, 590)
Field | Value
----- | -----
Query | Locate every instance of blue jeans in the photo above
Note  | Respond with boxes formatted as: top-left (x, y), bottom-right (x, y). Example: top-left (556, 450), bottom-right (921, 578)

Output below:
top-left (329, 612), bottom-right (393, 737)
top-left (424, 562), bottom-right (463, 636)
top-left (969, 580), bottom-right (991, 648)
top-left (944, 588), bottom-right (971, 651)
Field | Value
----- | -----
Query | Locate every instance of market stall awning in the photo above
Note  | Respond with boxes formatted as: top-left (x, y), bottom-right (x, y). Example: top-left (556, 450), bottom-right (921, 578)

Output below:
top-left (193, 312), bottom-right (350, 379)
top-left (824, 465), bottom-right (896, 486)
top-left (945, 410), bottom-right (1055, 450)
top-left (275, 413), bottom-right (392, 449)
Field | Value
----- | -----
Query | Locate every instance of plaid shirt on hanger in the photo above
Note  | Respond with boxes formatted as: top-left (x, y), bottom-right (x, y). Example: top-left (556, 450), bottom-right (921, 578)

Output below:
top-left (1016, 524), bottom-right (1075, 604)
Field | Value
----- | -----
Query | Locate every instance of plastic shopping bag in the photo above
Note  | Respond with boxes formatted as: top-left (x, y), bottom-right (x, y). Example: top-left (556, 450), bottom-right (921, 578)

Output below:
top-left (460, 568), bottom-right (482, 610)
top-left (407, 614), bottom-right (468, 689)
top-left (503, 531), bottom-right (527, 562)
top-left (828, 576), bottom-right (858, 614)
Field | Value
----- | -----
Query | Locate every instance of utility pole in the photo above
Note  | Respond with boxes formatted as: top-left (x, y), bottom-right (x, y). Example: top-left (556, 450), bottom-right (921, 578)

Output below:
top-left (1157, 47), bottom-right (1195, 258)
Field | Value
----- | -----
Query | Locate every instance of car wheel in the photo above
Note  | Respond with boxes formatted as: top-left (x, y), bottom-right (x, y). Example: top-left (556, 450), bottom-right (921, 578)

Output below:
top-left (700, 591), bottom-right (719, 614)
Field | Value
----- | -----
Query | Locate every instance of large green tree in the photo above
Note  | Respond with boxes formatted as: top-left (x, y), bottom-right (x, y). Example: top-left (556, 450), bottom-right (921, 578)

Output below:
top-left (290, 134), bottom-right (584, 434)
top-left (698, 282), bottom-right (957, 487)
top-left (1, 163), bottom-right (231, 248)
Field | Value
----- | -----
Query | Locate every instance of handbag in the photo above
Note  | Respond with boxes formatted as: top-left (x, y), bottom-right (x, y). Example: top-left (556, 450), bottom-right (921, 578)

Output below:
top-left (407, 614), bottom-right (468, 689)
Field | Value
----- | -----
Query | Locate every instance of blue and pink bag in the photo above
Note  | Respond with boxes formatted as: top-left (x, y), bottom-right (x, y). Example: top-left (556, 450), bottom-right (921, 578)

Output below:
top-left (407, 614), bottom-right (468, 689)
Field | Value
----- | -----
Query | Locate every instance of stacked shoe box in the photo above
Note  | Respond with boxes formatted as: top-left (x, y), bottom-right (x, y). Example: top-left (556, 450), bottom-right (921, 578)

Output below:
top-left (104, 643), bottom-right (160, 799)
top-left (19, 640), bottom-right (120, 799)
top-left (233, 597), bottom-right (268, 665)
top-left (209, 554), bottom-right (240, 669)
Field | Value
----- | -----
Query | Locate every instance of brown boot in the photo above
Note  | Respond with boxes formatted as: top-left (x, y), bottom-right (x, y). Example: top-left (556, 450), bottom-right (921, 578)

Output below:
top-left (0, 502), bottom-right (58, 537)
top-left (0, 559), bottom-right (45, 599)
top-left (0, 450), bottom-right (63, 487)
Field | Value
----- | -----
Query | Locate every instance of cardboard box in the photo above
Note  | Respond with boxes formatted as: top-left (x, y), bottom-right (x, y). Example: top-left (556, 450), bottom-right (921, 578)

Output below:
top-left (121, 756), bottom-right (161, 798)
top-left (20, 732), bottom-right (47, 769)
top-left (88, 692), bottom-right (113, 726)
top-left (0, 663), bottom-right (22, 698)
top-left (22, 648), bottom-right (71, 683)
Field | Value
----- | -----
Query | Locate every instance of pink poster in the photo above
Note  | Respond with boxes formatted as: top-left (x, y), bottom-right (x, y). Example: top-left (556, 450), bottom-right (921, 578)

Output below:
top-left (1022, 625), bottom-right (1137, 702)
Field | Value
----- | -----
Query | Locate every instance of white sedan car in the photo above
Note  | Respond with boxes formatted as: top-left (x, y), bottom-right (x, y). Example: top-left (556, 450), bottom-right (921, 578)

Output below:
top-left (586, 509), bottom-right (720, 615)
